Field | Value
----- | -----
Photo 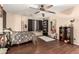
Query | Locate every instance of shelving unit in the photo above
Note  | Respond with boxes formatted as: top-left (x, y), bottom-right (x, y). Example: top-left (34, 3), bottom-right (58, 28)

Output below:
top-left (42, 19), bottom-right (48, 36)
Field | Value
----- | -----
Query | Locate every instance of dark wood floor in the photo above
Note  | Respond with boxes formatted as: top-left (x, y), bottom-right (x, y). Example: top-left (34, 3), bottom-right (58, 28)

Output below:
top-left (7, 39), bottom-right (79, 54)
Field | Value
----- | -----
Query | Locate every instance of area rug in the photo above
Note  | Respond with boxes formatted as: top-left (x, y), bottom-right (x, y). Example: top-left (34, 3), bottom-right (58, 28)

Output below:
top-left (38, 36), bottom-right (55, 42)
top-left (0, 48), bottom-right (8, 54)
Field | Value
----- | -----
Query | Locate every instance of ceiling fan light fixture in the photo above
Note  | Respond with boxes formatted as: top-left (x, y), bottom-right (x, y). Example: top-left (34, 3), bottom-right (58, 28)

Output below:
top-left (27, 4), bottom-right (38, 8)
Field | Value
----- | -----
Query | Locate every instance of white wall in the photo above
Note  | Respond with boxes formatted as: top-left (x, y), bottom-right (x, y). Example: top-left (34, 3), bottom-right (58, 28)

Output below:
top-left (14, 14), bottom-right (21, 31)
top-left (6, 13), bottom-right (28, 31)
top-left (6, 13), bottom-right (15, 31)
top-left (56, 16), bottom-right (72, 39)
top-left (73, 17), bottom-right (79, 45)
top-left (71, 6), bottom-right (79, 45)
top-left (21, 16), bottom-right (28, 31)
top-left (6, 13), bottom-right (43, 36)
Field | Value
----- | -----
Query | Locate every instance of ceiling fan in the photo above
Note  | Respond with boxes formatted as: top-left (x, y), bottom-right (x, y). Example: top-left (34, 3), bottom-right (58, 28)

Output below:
top-left (30, 4), bottom-right (56, 17)
top-left (29, 4), bottom-right (56, 17)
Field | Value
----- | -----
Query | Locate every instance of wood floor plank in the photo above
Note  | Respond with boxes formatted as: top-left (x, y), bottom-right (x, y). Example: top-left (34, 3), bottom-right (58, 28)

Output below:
top-left (7, 39), bottom-right (79, 54)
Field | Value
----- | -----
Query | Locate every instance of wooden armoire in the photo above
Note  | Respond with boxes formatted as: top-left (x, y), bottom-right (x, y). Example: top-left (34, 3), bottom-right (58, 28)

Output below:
top-left (59, 26), bottom-right (73, 44)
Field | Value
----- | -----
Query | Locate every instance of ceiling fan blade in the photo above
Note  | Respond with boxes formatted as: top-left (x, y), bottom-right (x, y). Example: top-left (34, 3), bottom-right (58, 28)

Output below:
top-left (29, 7), bottom-right (40, 10)
top-left (29, 7), bottom-right (36, 9)
top-left (46, 10), bottom-right (56, 14)
top-left (47, 5), bottom-right (53, 9)
top-left (34, 11), bottom-right (40, 14)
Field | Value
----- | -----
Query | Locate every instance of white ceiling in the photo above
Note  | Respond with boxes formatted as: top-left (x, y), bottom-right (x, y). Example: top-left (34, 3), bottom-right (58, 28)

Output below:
top-left (3, 4), bottom-right (77, 17)
top-left (3, 4), bottom-right (39, 16)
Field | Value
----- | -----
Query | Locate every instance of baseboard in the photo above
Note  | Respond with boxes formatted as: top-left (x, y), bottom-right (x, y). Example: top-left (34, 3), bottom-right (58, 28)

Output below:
top-left (74, 42), bottom-right (79, 45)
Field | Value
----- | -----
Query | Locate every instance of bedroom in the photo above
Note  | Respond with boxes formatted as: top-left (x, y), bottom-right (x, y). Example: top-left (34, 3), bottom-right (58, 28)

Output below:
top-left (0, 4), bottom-right (79, 54)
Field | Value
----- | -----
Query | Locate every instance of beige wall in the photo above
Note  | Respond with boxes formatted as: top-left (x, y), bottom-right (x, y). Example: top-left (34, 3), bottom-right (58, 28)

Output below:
top-left (71, 6), bottom-right (79, 45)
top-left (6, 13), bottom-right (28, 31)
top-left (56, 16), bottom-right (71, 39)
top-left (6, 13), bottom-right (15, 31)
top-left (6, 13), bottom-right (43, 36)
top-left (48, 16), bottom-right (56, 36)
top-left (21, 16), bottom-right (28, 31)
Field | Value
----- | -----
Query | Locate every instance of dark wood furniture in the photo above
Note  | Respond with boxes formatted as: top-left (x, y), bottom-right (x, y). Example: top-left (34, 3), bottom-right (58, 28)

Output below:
top-left (0, 5), bottom-right (6, 28)
top-left (3, 10), bottom-right (6, 28)
top-left (59, 26), bottom-right (73, 44)
top-left (42, 19), bottom-right (48, 36)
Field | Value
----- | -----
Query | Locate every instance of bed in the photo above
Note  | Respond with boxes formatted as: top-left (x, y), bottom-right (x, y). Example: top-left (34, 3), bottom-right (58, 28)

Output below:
top-left (9, 31), bottom-right (37, 45)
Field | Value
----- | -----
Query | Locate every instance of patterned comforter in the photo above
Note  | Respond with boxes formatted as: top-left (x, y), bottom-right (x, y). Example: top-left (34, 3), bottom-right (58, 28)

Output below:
top-left (10, 31), bottom-right (37, 45)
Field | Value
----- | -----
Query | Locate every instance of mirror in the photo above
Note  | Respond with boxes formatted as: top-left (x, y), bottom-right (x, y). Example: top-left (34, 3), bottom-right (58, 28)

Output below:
top-left (50, 19), bottom-right (57, 39)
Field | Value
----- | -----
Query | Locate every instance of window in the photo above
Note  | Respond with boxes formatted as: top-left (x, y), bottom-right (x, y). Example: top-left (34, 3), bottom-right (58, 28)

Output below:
top-left (28, 19), bottom-right (42, 31)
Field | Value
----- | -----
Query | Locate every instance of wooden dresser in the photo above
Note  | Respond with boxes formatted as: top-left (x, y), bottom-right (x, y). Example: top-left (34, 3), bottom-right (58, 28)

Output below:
top-left (59, 26), bottom-right (73, 44)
